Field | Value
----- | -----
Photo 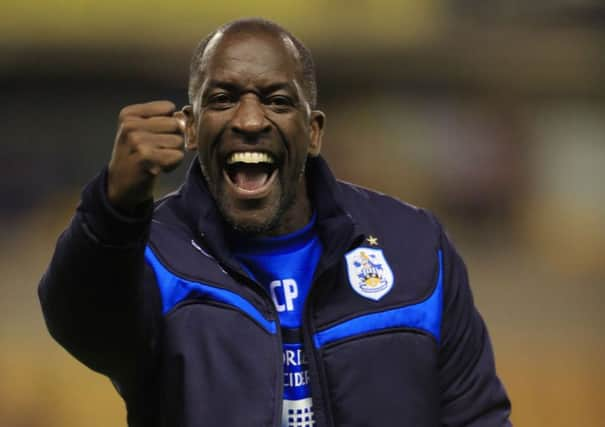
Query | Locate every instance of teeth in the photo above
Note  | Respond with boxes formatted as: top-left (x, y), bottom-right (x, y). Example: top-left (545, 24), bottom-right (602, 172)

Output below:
top-left (227, 152), bottom-right (274, 165)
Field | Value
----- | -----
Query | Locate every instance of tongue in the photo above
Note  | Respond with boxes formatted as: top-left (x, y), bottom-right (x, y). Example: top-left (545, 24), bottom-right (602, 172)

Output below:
top-left (232, 166), bottom-right (269, 191)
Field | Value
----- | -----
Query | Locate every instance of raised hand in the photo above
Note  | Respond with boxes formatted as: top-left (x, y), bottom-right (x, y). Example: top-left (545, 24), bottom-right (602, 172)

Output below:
top-left (107, 101), bottom-right (186, 213)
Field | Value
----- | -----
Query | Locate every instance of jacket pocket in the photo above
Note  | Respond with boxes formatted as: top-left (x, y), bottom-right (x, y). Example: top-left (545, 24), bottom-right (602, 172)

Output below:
top-left (321, 329), bottom-right (439, 427)
top-left (160, 301), bottom-right (281, 427)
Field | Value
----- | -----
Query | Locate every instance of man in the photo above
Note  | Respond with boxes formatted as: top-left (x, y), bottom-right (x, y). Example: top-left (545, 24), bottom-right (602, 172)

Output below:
top-left (39, 18), bottom-right (511, 427)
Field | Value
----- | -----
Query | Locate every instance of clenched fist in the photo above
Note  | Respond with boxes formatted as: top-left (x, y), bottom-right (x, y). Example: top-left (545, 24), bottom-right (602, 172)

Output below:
top-left (108, 101), bottom-right (187, 213)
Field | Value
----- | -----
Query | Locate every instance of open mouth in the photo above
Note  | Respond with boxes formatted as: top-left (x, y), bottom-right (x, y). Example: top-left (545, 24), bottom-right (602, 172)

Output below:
top-left (223, 151), bottom-right (279, 198)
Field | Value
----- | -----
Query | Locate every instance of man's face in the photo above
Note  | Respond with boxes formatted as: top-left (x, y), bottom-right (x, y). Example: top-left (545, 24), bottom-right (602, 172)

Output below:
top-left (185, 30), bottom-right (324, 235)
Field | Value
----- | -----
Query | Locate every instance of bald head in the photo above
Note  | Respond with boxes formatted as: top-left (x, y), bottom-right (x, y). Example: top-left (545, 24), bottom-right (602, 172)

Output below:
top-left (188, 18), bottom-right (317, 111)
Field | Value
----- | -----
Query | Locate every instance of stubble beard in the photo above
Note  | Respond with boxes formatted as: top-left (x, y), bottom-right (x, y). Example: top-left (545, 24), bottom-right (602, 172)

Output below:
top-left (200, 159), bottom-right (307, 236)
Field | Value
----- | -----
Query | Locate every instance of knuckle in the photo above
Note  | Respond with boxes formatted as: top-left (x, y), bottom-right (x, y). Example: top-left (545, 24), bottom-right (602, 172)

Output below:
top-left (162, 152), bottom-right (184, 172)
top-left (161, 100), bottom-right (177, 111)
top-left (128, 131), bottom-right (146, 147)
top-left (170, 134), bottom-right (184, 146)
top-left (173, 116), bottom-right (186, 129)
top-left (152, 116), bottom-right (172, 128)
top-left (141, 157), bottom-right (160, 176)
top-left (172, 150), bottom-right (185, 161)
top-left (119, 121), bottom-right (134, 135)
top-left (117, 119), bottom-right (142, 142)
top-left (136, 142), bottom-right (153, 158)
top-left (118, 105), bottom-right (133, 121)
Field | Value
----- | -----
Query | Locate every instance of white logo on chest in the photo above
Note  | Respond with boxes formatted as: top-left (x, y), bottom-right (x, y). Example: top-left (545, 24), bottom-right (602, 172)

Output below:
top-left (345, 248), bottom-right (394, 301)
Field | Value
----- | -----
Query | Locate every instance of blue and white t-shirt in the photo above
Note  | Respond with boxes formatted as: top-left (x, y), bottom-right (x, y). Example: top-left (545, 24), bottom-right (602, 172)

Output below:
top-left (233, 216), bottom-right (322, 427)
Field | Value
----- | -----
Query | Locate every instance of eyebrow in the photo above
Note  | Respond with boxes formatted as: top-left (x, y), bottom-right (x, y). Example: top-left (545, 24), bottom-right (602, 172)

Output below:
top-left (204, 80), bottom-right (298, 96)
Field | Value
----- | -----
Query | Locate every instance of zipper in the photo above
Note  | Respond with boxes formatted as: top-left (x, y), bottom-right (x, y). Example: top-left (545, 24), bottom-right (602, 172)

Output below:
top-left (302, 270), bottom-right (334, 427)
top-left (263, 299), bottom-right (283, 427)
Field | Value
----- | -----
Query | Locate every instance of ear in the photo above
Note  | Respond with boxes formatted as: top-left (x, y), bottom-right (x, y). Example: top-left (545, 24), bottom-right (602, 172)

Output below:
top-left (308, 110), bottom-right (325, 157)
top-left (180, 105), bottom-right (198, 151)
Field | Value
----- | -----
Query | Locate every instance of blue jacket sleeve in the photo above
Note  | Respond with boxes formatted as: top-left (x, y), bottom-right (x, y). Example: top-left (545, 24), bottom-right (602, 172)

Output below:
top-left (438, 230), bottom-right (512, 426)
top-left (38, 168), bottom-right (161, 389)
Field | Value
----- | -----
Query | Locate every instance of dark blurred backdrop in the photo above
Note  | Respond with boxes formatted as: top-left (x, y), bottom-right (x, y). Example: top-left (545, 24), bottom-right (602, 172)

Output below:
top-left (1, 1), bottom-right (604, 426)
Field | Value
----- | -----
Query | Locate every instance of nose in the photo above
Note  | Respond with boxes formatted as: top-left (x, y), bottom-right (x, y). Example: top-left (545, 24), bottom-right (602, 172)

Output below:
top-left (231, 94), bottom-right (271, 137)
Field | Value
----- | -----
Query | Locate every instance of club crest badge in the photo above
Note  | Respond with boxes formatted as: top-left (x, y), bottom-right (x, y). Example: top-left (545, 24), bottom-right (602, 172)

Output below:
top-left (345, 248), bottom-right (394, 301)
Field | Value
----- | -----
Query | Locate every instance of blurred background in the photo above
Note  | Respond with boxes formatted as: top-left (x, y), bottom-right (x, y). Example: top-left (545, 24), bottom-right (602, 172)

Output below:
top-left (1, 0), bottom-right (604, 425)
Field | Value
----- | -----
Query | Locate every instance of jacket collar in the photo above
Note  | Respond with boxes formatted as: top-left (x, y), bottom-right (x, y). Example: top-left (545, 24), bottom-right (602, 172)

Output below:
top-left (305, 156), bottom-right (366, 266)
top-left (177, 155), bottom-right (365, 266)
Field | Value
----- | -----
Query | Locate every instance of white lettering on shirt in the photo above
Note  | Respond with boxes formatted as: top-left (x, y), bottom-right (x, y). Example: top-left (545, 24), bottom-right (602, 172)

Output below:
top-left (269, 279), bottom-right (299, 312)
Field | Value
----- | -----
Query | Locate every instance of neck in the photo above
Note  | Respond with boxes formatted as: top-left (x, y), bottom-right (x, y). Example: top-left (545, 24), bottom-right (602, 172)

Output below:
top-left (270, 179), bottom-right (312, 237)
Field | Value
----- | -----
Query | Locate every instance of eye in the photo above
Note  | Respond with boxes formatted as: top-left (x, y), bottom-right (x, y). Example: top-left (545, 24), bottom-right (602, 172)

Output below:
top-left (207, 92), bottom-right (235, 109)
top-left (266, 95), bottom-right (294, 111)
